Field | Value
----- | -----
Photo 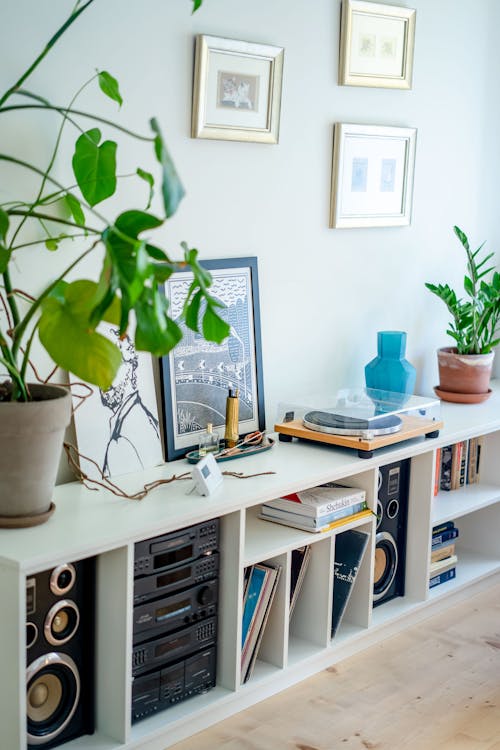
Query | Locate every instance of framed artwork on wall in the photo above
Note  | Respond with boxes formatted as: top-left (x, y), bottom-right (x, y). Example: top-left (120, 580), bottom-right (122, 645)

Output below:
top-left (329, 123), bottom-right (417, 229)
top-left (339, 0), bottom-right (416, 89)
top-left (160, 257), bottom-right (265, 461)
top-left (191, 34), bottom-right (284, 143)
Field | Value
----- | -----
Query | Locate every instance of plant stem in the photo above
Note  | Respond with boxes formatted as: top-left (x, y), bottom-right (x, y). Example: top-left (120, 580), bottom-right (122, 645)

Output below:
top-left (8, 209), bottom-right (100, 234)
top-left (0, 103), bottom-right (155, 143)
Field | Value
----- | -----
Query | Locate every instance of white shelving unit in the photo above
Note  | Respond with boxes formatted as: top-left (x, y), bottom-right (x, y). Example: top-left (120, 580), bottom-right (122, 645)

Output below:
top-left (2, 383), bottom-right (500, 750)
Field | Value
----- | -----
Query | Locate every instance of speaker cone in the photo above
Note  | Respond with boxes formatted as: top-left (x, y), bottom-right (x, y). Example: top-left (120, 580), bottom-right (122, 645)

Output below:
top-left (26, 653), bottom-right (80, 745)
top-left (44, 600), bottom-right (80, 646)
top-left (373, 531), bottom-right (398, 602)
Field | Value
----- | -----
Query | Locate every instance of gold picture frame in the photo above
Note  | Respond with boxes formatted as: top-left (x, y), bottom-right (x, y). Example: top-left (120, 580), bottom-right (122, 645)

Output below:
top-left (191, 35), bottom-right (284, 144)
top-left (339, 0), bottom-right (416, 89)
top-left (330, 123), bottom-right (417, 229)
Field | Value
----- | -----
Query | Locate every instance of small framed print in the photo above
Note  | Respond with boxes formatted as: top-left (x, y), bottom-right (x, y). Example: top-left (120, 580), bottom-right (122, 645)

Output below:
top-left (330, 123), bottom-right (417, 229)
top-left (159, 257), bottom-right (265, 461)
top-left (191, 34), bottom-right (284, 143)
top-left (339, 0), bottom-right (416, 89)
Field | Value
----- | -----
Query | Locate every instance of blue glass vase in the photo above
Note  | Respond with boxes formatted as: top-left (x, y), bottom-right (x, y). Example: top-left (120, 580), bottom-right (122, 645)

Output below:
top-left (364, 331), bottom-right (416, 407)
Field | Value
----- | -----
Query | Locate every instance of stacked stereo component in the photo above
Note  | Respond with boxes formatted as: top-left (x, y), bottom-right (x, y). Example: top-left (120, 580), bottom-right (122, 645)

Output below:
top-left (132, 518), bottom-right (219, 723)
top-left (26, 558), bottom-right (95, 748)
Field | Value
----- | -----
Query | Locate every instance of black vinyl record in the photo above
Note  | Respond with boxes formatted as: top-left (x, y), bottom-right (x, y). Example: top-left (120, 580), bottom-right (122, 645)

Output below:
top-left (303, 410), bottom-right (402, 437)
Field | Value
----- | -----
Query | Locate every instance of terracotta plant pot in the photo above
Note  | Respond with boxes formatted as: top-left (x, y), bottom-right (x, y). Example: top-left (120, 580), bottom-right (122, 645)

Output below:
top-left (0, 383), bottom-right (72, 528)
top-left (437, 347), bottom-right (494, 396)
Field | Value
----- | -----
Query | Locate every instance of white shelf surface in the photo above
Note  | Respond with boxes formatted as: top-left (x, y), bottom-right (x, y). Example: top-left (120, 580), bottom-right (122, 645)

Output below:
top-left (287, 635), bottom-right (326, 667)
top-left (2, 382), bottom-right (500, 573)
top-left (370, 596), bottom-right (423, 628)
top-left (428, 548), bottom-right (500, 600)
top-left (244, 505), bottom-right (373, 566)
top-left (432, 483), bottom-right (500, 525)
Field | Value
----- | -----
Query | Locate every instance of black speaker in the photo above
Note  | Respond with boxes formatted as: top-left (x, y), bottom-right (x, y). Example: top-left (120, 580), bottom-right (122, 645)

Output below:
top-left (373, 459), bottom-right (410, 607)
top-left (26, 558), bottom-right (95, 748)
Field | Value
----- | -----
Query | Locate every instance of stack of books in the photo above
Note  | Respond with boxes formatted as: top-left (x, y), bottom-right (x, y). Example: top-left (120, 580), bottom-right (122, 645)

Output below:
top-left (429, 521), bottom-right (459, 588)
top-left (435, 437), bottom-right (483, 494)
top-left (259, 483), bottom-right (370, 533)
top-left (241, 562), bottom-right (281, 684)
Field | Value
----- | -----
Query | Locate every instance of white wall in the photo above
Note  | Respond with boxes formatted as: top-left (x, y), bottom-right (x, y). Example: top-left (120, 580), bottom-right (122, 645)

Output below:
top-left (1, 0), bottom-right (499, 460)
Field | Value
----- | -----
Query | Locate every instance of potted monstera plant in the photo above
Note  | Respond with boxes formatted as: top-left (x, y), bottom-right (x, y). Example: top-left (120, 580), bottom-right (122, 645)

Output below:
top-left (425, 225), bottom-right (500, 403)
top-left (0, 0), bottom-right (228, 527)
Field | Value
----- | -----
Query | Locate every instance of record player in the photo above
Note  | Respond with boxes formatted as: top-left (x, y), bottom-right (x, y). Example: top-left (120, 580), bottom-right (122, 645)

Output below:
top-left (274, 388), bottom-right (442, 458)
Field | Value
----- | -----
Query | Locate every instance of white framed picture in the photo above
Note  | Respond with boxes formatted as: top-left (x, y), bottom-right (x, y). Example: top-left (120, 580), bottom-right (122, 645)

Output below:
top-left (339, 0), bottom-right (416, 89)
top-left (191, 35), bottom-right (284, 143)
top-left (330, 123), bottom-right (417, 229)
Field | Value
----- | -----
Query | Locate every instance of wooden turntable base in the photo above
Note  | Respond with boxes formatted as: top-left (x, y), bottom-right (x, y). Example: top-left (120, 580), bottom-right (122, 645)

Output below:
top-left (274, 415), bottom-right (443, 458)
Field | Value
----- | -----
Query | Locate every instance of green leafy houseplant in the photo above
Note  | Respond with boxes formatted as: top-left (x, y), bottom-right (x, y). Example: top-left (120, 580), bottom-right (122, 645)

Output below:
top-left (425, 226), bottom-right (500, 355)
top-left (0, 0), bottom-right (229, 404)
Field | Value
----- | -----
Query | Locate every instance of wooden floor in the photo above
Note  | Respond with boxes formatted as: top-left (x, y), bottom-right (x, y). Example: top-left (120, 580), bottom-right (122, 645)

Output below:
top-left (171, 583), bottom-right (500, 750)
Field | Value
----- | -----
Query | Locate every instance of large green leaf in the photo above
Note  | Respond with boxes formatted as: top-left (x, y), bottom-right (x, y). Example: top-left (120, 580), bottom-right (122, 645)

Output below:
top-left (72, 128), bottom-right (117, 206)
top-left (115, 210), bottom-right (163, 238)
top-left (135, 286), bottom-right (182, 355)
top-left (63, 279), bottom-right (121, 325)
top-left (101, 226), bottom-right (151, 335)
top-left (39, 281), bottom-right (122, 389)
top-left (98, 70), bottom-right (123, 107)
top-left (202, 303), bottom-right (230, 343)
top-left (150, 118), bottom-right (185, 218)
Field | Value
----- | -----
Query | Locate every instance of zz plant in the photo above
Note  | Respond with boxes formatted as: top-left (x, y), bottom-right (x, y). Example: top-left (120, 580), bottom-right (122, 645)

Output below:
top-left (0, 0), bottom-right (229, 403)
top-left (425, 225), bottom-right (500, 355)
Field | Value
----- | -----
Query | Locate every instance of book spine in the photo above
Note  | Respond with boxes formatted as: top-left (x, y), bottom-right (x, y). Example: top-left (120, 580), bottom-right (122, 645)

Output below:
top-left (440, 445), bottom-right (453, 491)
top-left (430, 542), bottom-right (455, 563)
top-left (467, 437), bottom-right (477, 484)
top-left (451, 442), bottom-right (463, 490)
top-left (431, 527), bottom-right (459, 546)
top-left (429, 566), bottom-right (456, 588)
top-left (278, 487), bottom-right (366, 516)
top-left (310, 500), bottom-right (367, 527)
top-left (262, 500), bottom-right (368, 528)
top-left (432, 520), bottom-right (455, 535)
top-left (433, 447), bottom-right (441, 496)
top-left (429, 554), bottom-right (458, 575)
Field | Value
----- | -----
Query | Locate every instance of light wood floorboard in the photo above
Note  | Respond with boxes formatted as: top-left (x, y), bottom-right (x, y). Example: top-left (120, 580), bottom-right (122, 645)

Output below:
top-left (171, 583), bottom-right (500, 750)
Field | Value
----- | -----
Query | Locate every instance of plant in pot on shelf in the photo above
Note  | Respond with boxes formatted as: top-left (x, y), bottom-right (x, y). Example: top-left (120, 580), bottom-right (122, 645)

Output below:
top-left (425, 225), bottom-right (500, 403)
top-left (0, 0), bottom-right (228, 528)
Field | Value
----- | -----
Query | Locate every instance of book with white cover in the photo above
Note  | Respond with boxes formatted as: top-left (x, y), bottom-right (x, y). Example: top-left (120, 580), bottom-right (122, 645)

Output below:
top-left (262, 483), bottom-right (366, 518)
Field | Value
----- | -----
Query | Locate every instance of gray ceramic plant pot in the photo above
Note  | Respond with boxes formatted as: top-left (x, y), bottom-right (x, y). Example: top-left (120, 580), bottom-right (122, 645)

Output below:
top-left (0, 383), bottom-right (72, 527)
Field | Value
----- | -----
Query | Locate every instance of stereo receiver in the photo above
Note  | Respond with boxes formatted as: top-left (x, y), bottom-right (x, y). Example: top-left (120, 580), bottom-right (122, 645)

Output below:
top-left (133, 553), bottom-right (219, 605)
top-left (134, 519), bottom-right (219, 579)
top-left (133, 579), bottom-right (218, 641)
top-left (132, 617), bottom-right (217, 676)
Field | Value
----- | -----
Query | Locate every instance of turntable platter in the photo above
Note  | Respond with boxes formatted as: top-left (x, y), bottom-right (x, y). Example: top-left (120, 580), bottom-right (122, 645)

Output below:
top-left (303, 410), bottom-right (403, 437)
